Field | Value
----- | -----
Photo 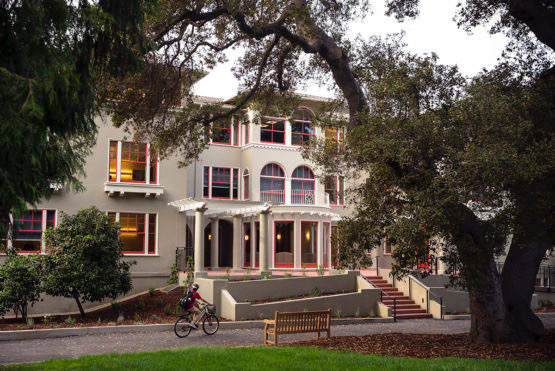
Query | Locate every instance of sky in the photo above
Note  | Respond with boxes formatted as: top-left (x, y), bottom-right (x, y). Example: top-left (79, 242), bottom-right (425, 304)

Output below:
top-left (193, 0), bottom-right (508, 99)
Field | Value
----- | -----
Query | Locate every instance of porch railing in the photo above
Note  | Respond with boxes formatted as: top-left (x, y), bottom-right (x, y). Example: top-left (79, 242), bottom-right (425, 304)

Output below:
top-left (291, 190), bottom-right (315, 205)
top-left (260, 190), bottom-right (285, 204)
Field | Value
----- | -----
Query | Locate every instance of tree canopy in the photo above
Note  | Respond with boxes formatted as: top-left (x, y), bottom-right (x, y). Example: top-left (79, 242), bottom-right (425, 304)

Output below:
top-left (43, 207), bottom-right (134, 317)
top-left (0, 0), bottom-right (151, 225)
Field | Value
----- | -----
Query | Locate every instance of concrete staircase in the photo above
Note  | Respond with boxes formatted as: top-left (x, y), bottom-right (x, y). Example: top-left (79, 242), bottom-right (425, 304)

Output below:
top-left (365, 275), bottom-right (432, 319)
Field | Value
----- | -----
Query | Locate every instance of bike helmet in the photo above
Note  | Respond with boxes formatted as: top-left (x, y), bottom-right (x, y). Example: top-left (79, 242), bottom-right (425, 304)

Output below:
top-left (191, 282), bottom-right (199, 291)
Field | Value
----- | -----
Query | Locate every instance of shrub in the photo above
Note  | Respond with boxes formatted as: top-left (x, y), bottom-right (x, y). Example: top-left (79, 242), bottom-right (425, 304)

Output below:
top-left (155, 297), bottom-right (164, 308)
top-left (110, 301), bottom-right (121, 310)
top-left (26, 318), bottom-right (34, 329)
top-left (317, 264), bottom-right (325, 276)
top-left (151, 314), bottom-right (160, 322)
top-left (43, 207), bottom-right (135, 317)
top-left (0, 252), bottom-right (43, 322)
top-left (64, 316), bottom-right (76, 325)
top-left (283, 272), bottom-right (292, 278)
top-left (42, 314), bottom-right (52, 325)
top-left (117, 314), bottom-right (124, 325)
top-left (335, 309), bottom-right (342, 318)
top-left (148, 288), bottom-right (156, 297)
top-left (107, 322), bottom-right (116, 326)
top-left (136, 298), bottom-right (145, 310)
top-left (134, 312), bottom-right (140, 321)
top-left (164, 304), bottom-right (171, 315)
top-left (175, 304), bottom-right (182, 316)
top-left (262, 272), bottom-right (271, 280)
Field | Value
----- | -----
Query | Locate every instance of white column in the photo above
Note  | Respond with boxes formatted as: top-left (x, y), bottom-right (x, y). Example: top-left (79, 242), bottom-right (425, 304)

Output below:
top-left (232, 214), bottom-right (242, 271)
top-left (116, 141), bottom-right (122, 182)
top-left (194, 206), bottom-right (207, 277)
top-left (210, 218), bottom-right (219, 269)
top-left (258, 208), bottom-right (271, 275)
top-left (284, 177), bottom-right (291, 205)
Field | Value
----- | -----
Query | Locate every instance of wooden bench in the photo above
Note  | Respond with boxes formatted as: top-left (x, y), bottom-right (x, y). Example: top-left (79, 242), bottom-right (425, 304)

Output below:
top-left (263, 309), bottom-right (331, 345)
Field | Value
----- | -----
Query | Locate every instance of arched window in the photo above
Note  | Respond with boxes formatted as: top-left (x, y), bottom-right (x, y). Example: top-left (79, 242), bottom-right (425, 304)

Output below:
top-left (260, 164), bottom-right (285, 204)
top-left (243, 169), bottom-right (250, 200)
top-left (292, 108), bottom-right (314, 146)
top-left (291, 166), bottom-right (315, 204)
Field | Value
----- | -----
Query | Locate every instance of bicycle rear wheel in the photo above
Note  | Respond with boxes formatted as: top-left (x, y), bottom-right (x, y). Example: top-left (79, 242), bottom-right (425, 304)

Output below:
top-left (174, 317), bottom-right (192, 338)
top-left (202, 314), bottom-right (219, 335)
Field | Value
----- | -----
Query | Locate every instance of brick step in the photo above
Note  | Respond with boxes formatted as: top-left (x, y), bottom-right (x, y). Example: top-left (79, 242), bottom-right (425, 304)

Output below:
top-left (380, 287), bottom-right (398, 292)
top-left (374, 283), bottom-right (394, 289)
top-left (382, 295), bottom-right (410, 301)
top-left (364, 276), bottom-right (383, 280)
top-left (394, 313), bottom-right (433, 319)
top-left (383, 291), bottom-right (405, 297)
top-left (391, 308), bottom-right (428, 315)
top-left (387, 304), bottom-right (421, 310)
top-left (383, 299), bottom-right (414, 306)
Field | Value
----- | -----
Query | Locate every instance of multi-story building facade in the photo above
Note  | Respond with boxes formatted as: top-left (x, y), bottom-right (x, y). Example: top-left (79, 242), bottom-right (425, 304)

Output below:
top-left (1, 94), bottom-right (352, 313)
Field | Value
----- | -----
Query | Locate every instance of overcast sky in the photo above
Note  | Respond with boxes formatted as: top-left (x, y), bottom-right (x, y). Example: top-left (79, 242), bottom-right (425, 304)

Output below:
top-left (193, 0), bottom-right (508, 99)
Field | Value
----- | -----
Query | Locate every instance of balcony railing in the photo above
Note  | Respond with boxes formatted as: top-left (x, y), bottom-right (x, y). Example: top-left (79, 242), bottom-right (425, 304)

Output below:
top-left (291, 190), bottom-right (315, 205)
top-left (260, 190), bottom-right (285, 204)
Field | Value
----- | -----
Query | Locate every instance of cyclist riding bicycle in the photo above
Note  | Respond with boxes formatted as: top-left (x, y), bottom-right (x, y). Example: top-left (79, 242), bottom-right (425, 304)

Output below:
top-left (185, 282), bottom-right (212, 328)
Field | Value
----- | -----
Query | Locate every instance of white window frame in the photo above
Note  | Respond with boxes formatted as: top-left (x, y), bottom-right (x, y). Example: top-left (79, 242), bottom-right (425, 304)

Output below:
top-left (106, 211), bottom-right (159, 256)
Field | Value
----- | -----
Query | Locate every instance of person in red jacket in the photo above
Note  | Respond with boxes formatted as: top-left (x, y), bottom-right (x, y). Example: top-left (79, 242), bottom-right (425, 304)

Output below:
top-left (186, 282), bottom-right (212, 328)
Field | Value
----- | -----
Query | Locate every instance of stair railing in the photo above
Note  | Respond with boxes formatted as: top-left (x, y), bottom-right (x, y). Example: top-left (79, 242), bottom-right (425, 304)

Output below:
top-left (408, 275), bottom-right (444, 320)
top-left (362, 275), bottom-right (397, 322)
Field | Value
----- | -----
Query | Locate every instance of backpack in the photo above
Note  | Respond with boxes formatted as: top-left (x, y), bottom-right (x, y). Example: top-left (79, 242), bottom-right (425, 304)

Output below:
top-left (179, 291), bottom-right (194, 309)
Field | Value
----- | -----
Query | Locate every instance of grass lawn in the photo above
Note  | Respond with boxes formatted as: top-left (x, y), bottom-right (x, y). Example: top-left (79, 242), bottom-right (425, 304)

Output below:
top-left (2, 346), bottom-right (553, 371)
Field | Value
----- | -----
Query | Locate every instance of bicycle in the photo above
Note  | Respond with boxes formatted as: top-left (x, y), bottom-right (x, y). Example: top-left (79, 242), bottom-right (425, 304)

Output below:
top-left (174, 303), bottom-right (220, 338)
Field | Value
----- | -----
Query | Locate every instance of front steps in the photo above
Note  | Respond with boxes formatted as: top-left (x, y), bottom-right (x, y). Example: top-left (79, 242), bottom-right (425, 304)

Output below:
top-left (365, 275), bottom-right (433, 319)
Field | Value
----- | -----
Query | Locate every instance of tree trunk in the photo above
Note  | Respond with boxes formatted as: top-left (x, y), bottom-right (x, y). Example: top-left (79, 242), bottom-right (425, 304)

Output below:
top-left (466, 257), bottom-right (514, 343)
top-left (501, 228), bottom-right (551, 342)
top-left (73, 294), bottom-right (86, 317)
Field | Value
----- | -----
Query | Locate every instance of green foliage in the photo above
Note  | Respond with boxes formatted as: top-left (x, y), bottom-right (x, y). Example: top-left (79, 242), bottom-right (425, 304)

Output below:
top-left (110, 301), bottom-right (121, 310)
top-left (148, 288), bottom-right (156, 297)
top-left (64, 316), bottom-right (76, 325)
top-left (151, 314), bottom-right (160, 322)
top-left (167, 251), bottom-right (180, 284)
top-left (334, 309), bottom-right (342, 318)
top-left (262, 272), bottom-right (271, 280)
top-left (184, 256), bottom-right (194, 290)
top-left (155, 297), bottom-right (164, 308)
top-left (134, 312), bottom-right (141, 321)
top-left (42, 315), bottom-right (52, 325)
top-left (0, 252), bottom-right (43, 322)
top-left (117, 314), bottom-right (125, 325)
top-left (0, 0), bottom-right (151, 219)
top-left (317, 265), bottom-right (325, 276)
top-left (136, 298), bottom-right (145, 310)
top-left (282, 272), bottom-right (293, 278)
top-left (26, 318), bottom-right (34, 329)
top-left (175, 304), bottom-right (182, 316)
top-left (107, 322), bottom-right (116, 327)
top-left (43, 207), bottom-right (135, 316)
top-left (301, 266), bottom-right (307, 277)
top-left (164, 304), bottom-right (171, 316)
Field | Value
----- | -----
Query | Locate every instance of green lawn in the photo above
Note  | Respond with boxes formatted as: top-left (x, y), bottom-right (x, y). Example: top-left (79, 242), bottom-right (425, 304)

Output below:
top-left (2, 346), bottom-right (553, 370)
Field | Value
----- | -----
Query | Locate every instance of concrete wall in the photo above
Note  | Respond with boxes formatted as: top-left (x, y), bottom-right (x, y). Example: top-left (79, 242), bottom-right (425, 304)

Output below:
top-left (197, 271), bottom-right (381, 320)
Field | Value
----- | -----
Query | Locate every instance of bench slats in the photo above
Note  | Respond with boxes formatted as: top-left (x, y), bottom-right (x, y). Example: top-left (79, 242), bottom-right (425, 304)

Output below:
top-left (264, 309), bottom-right (331, 345)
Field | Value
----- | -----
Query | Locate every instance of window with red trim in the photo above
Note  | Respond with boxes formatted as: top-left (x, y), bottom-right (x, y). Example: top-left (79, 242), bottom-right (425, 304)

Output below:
top-left (108, 212), bottom-right (157, 255)
top-left (109, 141), bottom-right (158, 184)
top-left (325, 127), bottom-right (345, 151)
top-left (325, 175), bottom-right (345, 205)
top-left (301, 221), bottom-right (318, 267)
top-left (274, 221), bottom-right (294, 267)
top-left (260, 164), bottom-right (285, 204)
top-left (5, 210), bottom-right (56, 253)
top-left (203, 166), bottom-right (240, 200)
top-left (233, 122), bottom-right (239, 146)
top-left (291, 166), bottom-right (315, 204)
top-left (292, 108), bottom-right (314, 146)
top-left (260, 117), bottom-right (285, 144)
top-left (244, 123), bottom-right (250, 144)
top-left (212, 121), bottom-right (232, 145)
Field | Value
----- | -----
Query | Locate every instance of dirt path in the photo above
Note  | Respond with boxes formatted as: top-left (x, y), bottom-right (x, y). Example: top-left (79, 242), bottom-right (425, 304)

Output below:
top-left (1, 318), bottom-right (554, 365)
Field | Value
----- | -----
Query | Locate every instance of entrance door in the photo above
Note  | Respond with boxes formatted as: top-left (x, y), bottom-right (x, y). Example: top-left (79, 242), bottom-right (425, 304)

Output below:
top-left (274, 221), bottom-right (294, 268)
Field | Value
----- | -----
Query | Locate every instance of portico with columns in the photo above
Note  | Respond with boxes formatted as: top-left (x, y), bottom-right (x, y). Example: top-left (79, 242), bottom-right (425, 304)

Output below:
top-left (168, 198), bottom-right (339, 277)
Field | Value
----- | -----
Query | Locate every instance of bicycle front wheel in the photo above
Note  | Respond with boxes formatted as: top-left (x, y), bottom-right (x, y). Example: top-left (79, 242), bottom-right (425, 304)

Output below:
top-left (202, 314), bottom-right (219, 335)
top-left (174, 317), bottom-right (192, 338)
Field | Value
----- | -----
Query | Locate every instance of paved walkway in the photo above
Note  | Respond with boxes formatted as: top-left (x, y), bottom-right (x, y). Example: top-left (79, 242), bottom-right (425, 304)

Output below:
top-left (1, 318), bottom-right (554, 365)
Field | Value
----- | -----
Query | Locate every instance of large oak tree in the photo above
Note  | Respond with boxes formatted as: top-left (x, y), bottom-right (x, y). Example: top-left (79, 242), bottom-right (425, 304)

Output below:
top-left (112, 0), bottom-right (553, 343)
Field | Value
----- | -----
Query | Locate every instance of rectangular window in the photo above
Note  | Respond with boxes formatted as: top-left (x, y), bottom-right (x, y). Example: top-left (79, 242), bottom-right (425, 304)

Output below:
top-left (212, 121), bottom-right (232, 145)
top-left (108, 141), bottom-right (118, 181)
top-left (325, 127), bottom-right (345, 150)
top-left (260, 117), bottom-right (285, 144)
top-left (109, 141), bottom-right (158, 184)
top-left (274, 221), bottom-right (294, 268)
top-left (5, 210), bottom-right (56, 253)
top-left (108, 212), bottom-right (157, 255)
top-left (203, 166), bottom-right (239, 200)
top-left (233, 169), bottom-right (239, 200)
top-left (301, 221), bottom-right (318, 267)
top-left (325, 175), bottom-right (345, 205)
top-left (384, 237), bottom-right (392, 254)
top-left (212, 167), bottom-right (231, 198)
top-left (291, 121), bottom-right (314, 146)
